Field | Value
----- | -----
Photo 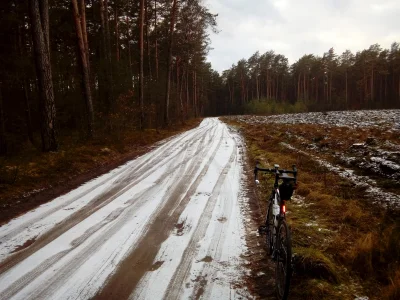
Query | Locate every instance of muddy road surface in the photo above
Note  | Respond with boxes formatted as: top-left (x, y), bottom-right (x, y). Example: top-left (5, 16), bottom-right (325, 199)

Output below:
top-left (0, 118), bottom-right (251, 300)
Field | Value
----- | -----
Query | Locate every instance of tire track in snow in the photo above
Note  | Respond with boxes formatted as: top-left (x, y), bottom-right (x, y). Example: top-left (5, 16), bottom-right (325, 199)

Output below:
top-left (0, 119), bottom-right (214, 243)
top-left (25, 122), bottom-right (216, 300)
top-left (0, 208), bottom-right (126, 300)
top-left (0, 121), bottom-right (214, 299)
top-left (0, 118), bottom-right (248, 300)
top-left (190, 131), bottom-right (245, 300)
top-left (163, 126), bottom-right (238, 300)
top-left (0, 121), bottom-right (215, 275)
top-left (94, 121), bottom-right (227, 300)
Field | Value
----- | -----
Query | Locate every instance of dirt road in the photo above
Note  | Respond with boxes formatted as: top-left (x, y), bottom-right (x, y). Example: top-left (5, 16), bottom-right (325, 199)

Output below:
top-left (0, 118), bottom-right (250, 300)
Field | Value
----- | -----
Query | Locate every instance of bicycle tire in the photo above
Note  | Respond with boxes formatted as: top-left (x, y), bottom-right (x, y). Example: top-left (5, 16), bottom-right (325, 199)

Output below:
top-left (265, 200), bottom-right (274, 255)
top-left (275, 219), bottom-right (292, 300)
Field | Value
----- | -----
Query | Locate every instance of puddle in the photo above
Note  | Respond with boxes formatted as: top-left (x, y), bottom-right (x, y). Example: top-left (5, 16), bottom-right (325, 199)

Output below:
top-left (11, 236), bottom-right (37, 253)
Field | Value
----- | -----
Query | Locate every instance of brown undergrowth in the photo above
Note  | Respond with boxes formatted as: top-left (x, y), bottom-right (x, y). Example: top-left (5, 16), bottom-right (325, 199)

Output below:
top-left (0, 119), bottom-right (202, 225)
top-left (223, 117), bottom-right (400, 300)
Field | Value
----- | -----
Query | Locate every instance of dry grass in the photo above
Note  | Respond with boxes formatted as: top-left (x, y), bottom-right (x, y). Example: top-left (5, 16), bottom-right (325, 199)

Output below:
top-left (223, 116), bottom-right (400, 299)
top-left (294, 247), bottom-right (341, 284)
top-left (385, 268), bottom-right (400, 299)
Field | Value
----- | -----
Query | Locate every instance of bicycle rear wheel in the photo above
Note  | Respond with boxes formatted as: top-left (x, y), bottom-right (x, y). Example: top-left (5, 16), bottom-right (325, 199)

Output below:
top-left (265, 201), bottom-right (274, 255)
top-left (275, 219), bottom-right (292, 300)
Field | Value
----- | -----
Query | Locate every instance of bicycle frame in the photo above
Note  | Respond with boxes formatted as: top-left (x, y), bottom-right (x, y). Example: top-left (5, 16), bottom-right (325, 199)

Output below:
top-left (255, 163), bottom-right (297, 300)
top-left (255, 163), bottom-right (297, 212)
top-left (254, 163), bottom-right (297, 249)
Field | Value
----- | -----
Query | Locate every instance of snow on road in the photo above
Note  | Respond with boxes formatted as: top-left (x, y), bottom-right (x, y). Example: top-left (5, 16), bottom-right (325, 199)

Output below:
top-left (0, 118), bottom-right (250, 300)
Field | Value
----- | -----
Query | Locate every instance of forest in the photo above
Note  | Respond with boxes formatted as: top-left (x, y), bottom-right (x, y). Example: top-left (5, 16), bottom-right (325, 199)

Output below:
top-left (0, 0), bottom-right (219, 155)
top-left (219, 44), bottom-right (400, 115)
top-left (1, 0), bottom-right (400, 155)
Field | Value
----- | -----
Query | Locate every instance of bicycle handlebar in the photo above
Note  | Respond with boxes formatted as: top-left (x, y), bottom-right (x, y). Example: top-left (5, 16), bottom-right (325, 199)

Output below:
top-left (254, 164), bottom-right (297, 183)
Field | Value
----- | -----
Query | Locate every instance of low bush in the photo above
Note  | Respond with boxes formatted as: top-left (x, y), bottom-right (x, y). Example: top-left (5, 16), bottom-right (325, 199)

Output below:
top-left (242, 99), bottom-right (308, 115)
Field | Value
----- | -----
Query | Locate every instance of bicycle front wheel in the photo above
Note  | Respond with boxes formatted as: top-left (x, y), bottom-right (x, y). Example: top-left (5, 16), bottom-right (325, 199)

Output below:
top-left (265, 201), bottom-right (274, 255)
top-left (275, 219), bottom-right (292, 300)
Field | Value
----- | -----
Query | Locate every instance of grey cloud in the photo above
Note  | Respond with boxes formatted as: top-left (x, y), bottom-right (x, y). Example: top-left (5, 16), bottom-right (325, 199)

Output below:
top-left (206, 0), bottom-right (400, 72)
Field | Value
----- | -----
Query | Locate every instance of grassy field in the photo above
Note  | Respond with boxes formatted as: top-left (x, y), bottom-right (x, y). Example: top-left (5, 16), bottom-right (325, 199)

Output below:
top-left (223, 111), bottom-right (400, 299)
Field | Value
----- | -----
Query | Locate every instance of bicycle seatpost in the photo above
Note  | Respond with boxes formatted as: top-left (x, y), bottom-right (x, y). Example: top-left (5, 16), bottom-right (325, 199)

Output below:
top-left (254, 163), bottom-right (261, 184)
top-left (254, 166), bottom-right (259, 184)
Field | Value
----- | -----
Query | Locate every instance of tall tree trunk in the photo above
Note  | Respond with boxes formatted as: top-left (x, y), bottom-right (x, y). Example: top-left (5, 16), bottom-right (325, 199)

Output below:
top-left (364, 68), bottom-right (367, 104)
top-left (385, 74), bottom-right (387, 101)
top-left (345, 70), bottom-right (348, 107)
top-left (179, 67), bottom-right (185, 124)
top-left (128, 39), bottom-right (132, 79)
top-left (371, 68), bottom-right (374, 103)
top-left (145, 2), bottom-right (152, 79)
top-left (0, 83), bottom-right (6, 155)
top-left (115, 7), bottom-right (119, 61)
top-left (186, 70), bottom-right (189, 119)
top-left (164, 0), bottom-right (178, 126)
top-left (329, 72), bottom-right (332, 104)
top-left (139, 0), bottom-right (145, 129)
top-left (240, 72), bottom-right (244, 104)
top-left (80, 0), bottom-right (90, 70)
top-left (29, 0), bottom-right (58, 152)
top-left (256, 76), bottom-right (259, 100)
top-left (72, 0), bottom-right (94, 138)
top-left (104, 0), bottom-right (114, 100)
top-left (154, 0), bottom-right (158, 80)
top-left (99, 0), bottom-right (111, 113)
top-left (104, 0), bottom-right (111, 61)
top-left (18, 23), bottom-right (37, 147)
top-left (200, 76), bottom-right (204, 115)
top-left (297, 73), bottom-right (300, 101)
top-left (232, 79), bottom-right (234, 106)
top-left (23, 78), bottom-right (36, 147)
top-left (39, 0), bottom-right (50, 55)
top-left (193, 70), bottom-right (197, 117)
top-left (245, 81), bottom-right (249, 103)
top-left (127, 15), bottom-right (133, 82)
top-left (176, 58), bottom-right (179, 103)
top-left (398, 75), bottom-right (400, 101)
top-left (228, 81), bottom-right (232, 107)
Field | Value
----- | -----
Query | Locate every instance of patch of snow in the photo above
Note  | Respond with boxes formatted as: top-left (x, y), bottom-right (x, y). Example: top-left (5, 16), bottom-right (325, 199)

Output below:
top-left (281, 142), bottom-right (400, 208)
top-left (231, 109), bottom-right (400, 131)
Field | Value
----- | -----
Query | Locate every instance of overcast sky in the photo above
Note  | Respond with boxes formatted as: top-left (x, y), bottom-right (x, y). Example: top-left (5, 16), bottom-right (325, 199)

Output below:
top-left (205, 0), bottom-right (400, 73)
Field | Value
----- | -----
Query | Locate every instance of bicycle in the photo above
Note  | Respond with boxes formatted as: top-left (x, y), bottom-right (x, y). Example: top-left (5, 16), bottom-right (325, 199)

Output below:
top-left (254, 163), bottom-right (298, 300)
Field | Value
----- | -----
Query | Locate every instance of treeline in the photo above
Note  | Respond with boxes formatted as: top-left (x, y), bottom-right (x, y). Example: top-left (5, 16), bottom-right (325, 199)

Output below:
top-left (0, 0), bottom-right (220, 154)
top-left (2, 0), bottom-right (399, 156)
top-left (217, 44), bottom-right (400, 115)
